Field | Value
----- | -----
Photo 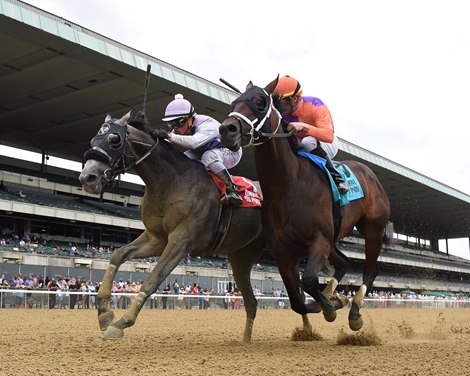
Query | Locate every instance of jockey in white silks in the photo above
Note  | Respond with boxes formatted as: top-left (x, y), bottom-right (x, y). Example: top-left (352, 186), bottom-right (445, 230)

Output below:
top-left (155, 94), bottom-right (243, 206)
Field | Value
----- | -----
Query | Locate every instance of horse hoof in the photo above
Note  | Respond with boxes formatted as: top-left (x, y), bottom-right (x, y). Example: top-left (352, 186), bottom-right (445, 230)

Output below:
top-left (98, 311), bottom-right (115, 331)
top-left (242, 336), bottom-right (252, 345)
top-left (102, 326), bottom-right (124, 340)
top-left (323, 310), bottom-right (337, 322)
top-left (349, 316), bottom-right (364, 331)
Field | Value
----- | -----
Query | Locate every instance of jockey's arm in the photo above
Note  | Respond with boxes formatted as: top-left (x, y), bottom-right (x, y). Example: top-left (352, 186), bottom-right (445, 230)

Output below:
top-left (168, 123), bottom-right (219, 150)
top-left (291, 105), bottom-right (334, 143)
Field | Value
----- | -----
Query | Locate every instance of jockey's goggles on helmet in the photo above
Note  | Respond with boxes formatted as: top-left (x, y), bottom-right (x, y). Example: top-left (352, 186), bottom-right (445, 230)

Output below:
top-left (167, 117), bottom-right (188, 129)
top-left (273, 95), bottom-right (295, 111)
top-left (278, 96), bottom-right (294, 105)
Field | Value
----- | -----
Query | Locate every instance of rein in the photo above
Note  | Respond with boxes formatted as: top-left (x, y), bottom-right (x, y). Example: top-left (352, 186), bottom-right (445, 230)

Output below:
top-left (105, 135), bottom-right (159, 181)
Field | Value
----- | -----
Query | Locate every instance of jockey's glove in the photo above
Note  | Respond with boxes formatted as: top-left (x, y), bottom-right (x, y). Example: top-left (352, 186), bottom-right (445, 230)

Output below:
top-left (151, 129), bottom-right (169, 140)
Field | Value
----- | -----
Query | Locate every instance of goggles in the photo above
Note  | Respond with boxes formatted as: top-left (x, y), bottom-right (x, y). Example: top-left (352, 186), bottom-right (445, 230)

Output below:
top-left (274, 96), bottom-right (295, 109)
top-left (167, 117), bottom-right (188, 129)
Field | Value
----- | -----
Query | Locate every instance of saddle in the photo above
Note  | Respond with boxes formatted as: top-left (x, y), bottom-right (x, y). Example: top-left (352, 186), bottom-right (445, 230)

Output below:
top-left (209, 173), bottom-right (262, 208)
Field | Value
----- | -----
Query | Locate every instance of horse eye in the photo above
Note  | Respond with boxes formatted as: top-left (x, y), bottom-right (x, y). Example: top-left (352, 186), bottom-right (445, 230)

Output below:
top-left (255, 98), bottom-right (266, 111)
top-left (108, 133), bottom-right (120, 146)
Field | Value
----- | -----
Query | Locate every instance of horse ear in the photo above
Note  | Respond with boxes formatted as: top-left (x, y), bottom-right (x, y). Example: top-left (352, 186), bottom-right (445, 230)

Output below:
top-left (246, 81), bottom-right (253, 90)
top-left (264, 75), bottom-right (279, 95)
top-left (105, 114), bottom-right (112, 123)
top-left (117, 110), bottom-right (132, 126)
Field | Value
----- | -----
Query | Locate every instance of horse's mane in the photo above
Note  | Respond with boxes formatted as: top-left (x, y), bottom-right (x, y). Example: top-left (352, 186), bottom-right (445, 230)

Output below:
top-left (128, 110), bottom-right (153, 134)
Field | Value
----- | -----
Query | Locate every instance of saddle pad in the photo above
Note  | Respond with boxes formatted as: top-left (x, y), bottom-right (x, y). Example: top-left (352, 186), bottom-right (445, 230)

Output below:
top-left (209, 173), bottom-right (263, 208)
top-left (297, 152), bottom-right (364, 206)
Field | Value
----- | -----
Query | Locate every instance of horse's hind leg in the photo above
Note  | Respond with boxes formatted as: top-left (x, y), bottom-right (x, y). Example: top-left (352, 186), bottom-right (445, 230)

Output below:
top-left (98, 231), bottom-right (162, 331)
top-left (227, 238), bottom-right (264, 343)
top-left (348, 230), bottom-right (382, 331)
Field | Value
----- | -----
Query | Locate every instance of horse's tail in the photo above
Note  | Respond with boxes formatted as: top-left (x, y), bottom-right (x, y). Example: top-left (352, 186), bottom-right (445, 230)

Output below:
top-left (383, 221), bottom-right (394, 245)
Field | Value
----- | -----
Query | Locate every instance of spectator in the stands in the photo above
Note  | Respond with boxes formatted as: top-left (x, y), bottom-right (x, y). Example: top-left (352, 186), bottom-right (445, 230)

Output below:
top-left (68, 277), bottom-right (80, 309)
top-left (47, 277), bottom-right (58, 308)
top-left (161, 283), bottom-right (171, 309)
top-left (56, 277), bottom-right (68, 309)
top-left (88, 280), bottom-right (96, 309)
top-left (232, 288), bottom-right (241, 309)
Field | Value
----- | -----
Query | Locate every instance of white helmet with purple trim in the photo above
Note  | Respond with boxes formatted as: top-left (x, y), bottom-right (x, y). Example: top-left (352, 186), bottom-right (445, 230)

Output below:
top-left (162, 94), bottom-right (196, 121)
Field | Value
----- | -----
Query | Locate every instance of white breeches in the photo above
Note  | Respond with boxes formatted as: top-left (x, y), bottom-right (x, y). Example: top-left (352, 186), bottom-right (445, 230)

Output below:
top-left (185, 147), bottom-right (243, 173)
top-left (300, 135), bottom-right (339, 159)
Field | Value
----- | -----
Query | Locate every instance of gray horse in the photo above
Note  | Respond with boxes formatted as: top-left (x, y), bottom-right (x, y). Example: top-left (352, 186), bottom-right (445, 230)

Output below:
top-left (79, 112), bottom-right (265, 342)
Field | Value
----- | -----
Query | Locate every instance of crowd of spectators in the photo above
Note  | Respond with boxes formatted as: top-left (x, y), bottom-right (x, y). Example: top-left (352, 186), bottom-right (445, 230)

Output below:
top-left (0, 234), bottom-right (116, 259)
top-left (1, 271), bottom-right (468, 310)
top-left (0, 272), bottom-right (103, 309)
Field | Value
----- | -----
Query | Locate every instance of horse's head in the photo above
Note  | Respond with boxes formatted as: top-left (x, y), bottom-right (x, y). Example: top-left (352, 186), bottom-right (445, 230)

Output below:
top-left (79, 111), bottom-right (157, 194)
top-left (219, 77), bottom-right (280, 150)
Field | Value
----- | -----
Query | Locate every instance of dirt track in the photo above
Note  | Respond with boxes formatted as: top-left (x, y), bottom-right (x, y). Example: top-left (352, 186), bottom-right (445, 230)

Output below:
top-left (0, 308), bottom-right (469, 376)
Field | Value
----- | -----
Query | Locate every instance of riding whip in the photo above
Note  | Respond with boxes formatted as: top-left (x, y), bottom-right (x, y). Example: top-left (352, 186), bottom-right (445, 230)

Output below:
top-left (143, 64), bottom-right (152, 114)
top-left (219, 78), bottom-right (242, 94)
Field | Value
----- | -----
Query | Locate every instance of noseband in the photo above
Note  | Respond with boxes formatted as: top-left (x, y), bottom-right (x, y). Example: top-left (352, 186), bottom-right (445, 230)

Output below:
top-left (83, 121), bottom-right (159, 182)
top-left (227, 86), bottom-right (292, 146)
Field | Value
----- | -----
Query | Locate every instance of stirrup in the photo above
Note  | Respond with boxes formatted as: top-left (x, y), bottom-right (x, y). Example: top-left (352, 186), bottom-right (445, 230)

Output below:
top-left (220, 191), bottom-right (243, 206)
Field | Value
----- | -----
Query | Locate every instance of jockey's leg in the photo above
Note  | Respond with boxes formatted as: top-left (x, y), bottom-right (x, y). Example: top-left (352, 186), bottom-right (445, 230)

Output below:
top-left (202, 149), bottom-right (243, 206)
top-left (305, 138), bottom-right (349, 194)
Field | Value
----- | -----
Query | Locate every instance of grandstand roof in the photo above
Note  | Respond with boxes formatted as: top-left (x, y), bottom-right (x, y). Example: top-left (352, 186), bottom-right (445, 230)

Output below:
top-left (1, 0), bottom-right (470, 241)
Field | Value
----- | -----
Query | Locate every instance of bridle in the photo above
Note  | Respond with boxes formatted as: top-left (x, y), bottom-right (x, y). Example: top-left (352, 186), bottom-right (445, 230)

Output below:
top-left (227, 86), bottom-right (293, 146)
top-left (83, 120), bottom-right (159, 182)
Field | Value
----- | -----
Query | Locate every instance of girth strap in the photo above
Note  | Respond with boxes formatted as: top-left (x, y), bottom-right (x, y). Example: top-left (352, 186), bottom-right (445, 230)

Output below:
top-left (333, 200), bottom-right (342, 243)
top-left (205, 203), bottom-right (233, 254)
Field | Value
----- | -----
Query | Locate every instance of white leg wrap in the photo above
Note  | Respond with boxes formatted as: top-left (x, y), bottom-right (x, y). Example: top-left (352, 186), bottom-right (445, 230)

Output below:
top-left (322, 277), bottom-right (338, 297)
top-left (352, 284), bottom-right (367, 309)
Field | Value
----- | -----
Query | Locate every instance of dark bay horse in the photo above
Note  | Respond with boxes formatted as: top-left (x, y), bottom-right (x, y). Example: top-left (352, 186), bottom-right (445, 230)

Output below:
top-left (219, 78), bottom-right (393, 331)
top-left (79, 111), bottom-right (265, 342)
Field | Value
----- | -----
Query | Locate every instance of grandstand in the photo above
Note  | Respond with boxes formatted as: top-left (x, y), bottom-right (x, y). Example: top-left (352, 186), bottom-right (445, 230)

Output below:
top-left (1, 0), bottom-right (470, 298)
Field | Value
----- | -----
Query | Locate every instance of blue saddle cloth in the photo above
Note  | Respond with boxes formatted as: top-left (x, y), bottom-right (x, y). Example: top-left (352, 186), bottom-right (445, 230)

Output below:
top-left (298, 152), bottom-right (364, 206)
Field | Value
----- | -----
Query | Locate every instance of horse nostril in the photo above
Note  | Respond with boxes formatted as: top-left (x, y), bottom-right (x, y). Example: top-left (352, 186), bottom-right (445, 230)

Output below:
top-left (84, 174), bottom-right (97, 185)
top-left (227, 124), bottom-right (238, 134)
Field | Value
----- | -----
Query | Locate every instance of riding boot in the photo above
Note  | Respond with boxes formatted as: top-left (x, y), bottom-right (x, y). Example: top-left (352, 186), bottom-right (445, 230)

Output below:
top-left (310, 145), bottom-right (349, 194)
top-left (215, 169), bottom-right (243, 206)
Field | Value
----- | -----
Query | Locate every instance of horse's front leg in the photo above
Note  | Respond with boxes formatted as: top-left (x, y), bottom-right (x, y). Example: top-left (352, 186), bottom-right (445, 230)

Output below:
top-left (103, 231), bottom-right (189, 340)
top-left (302, 239), bottom-right (345, 323)
top-left (97, 231), bottom-right (162, 331)
top-left (275, 254), bottom-right (321, 328)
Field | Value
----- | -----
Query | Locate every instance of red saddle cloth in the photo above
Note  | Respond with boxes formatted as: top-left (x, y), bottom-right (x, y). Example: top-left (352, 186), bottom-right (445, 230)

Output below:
top-left (209, 173), bottom-right (262, 208)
